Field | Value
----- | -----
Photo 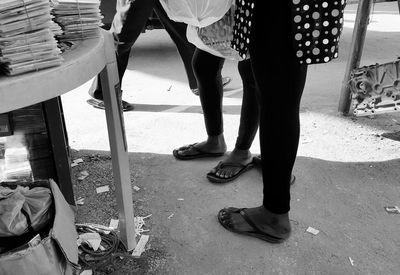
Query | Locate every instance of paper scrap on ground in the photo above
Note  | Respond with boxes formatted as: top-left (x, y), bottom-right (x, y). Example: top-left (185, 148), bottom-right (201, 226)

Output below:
top-left (306, 227), bottom-right (320, 235)
top-left (78, 170), bottom-right (89, 180)
top-left (177, 198), bottom-right (184, 201)
top-left (133, 185), bottom-right (140, 191)
top-left (96, 185), bottom-right (110, 194)
top-left (76, 197), bottom-right (85, 205)
top-left (302, 138), bottom-right (313, 144)
top-left (134, 214), bottom-right (152, 237)
top-left (384, 206), bottom-right (400, 214)
top-left (80, 270), bottom-right (92, 275)
top-left (349, 257), bottom-right (355, 266)
top-left (71, 158), bottom-right (84, 167)
top-left (78, 232), bottom-right (101, 251)
top-left (109, 219), bottom-right (119, 230)
top-left (168, 213), bottom-right (174, 219)
top-left (132, 235), bottom-right (150, 257)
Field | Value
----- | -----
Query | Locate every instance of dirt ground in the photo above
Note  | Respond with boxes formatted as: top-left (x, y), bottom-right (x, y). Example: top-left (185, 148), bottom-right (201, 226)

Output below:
top-left (63, 2), bottom-right (400, 274)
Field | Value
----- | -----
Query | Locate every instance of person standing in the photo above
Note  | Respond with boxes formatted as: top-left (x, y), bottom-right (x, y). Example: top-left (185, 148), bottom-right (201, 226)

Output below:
top-left (88, 0), bottom-right (231, 111)
top-left (218, 0), bottom-right (345, 242)
top-left (173, 49), bottom-right (259, 183)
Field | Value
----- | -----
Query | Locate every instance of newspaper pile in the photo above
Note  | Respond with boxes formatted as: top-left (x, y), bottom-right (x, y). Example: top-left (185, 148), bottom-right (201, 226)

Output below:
top-left (52, 0), bottom-right (103, 42)
top-left (0, 0), bottom-right (63, 75)
top-left (0, 135), bottom-right (32, 181)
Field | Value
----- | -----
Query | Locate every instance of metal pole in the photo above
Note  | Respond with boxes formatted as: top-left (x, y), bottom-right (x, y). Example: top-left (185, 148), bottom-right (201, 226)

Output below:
top-left (338, 0), bottom-right (374, 115)
top-left (397, 0), bottom-right (400, 14)
top-left (100, 29), bottom-right (136, 251)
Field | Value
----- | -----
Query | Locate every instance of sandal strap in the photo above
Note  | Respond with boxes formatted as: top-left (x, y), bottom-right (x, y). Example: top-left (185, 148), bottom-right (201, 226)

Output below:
top-left (239, 209), bottom-right (282, 240)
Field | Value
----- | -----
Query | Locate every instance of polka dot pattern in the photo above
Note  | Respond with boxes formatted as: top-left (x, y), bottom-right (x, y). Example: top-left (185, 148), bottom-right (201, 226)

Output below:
top-left (231, 0), bottom-right (255, 59)
top-left (292, 0), bottom-right (346, 64)
top-left (231, 0), bottom-right (346, 64)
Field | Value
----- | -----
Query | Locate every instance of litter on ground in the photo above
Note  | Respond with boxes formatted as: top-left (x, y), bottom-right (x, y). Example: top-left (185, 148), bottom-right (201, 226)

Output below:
top-left (76, 197), bottom-right (85, 205)
top-left (349, 257), bottom-right (355, 266)
top-left (96, 185), bottom-right (110, 194)
top-left (109, 219), bottom-right (119, 230)
top-left (384, 206), bottom-right (400, 214)
top-left (131, 235), bottom-right (150, 257)
top-left (306, 227), bottom-right (320, 235)
top-left (78, 232), bottom-right (102, 251)
top-left (133, 185), bottom-right (141, 191)
top-left (78, 170), bottom-right (89, 180)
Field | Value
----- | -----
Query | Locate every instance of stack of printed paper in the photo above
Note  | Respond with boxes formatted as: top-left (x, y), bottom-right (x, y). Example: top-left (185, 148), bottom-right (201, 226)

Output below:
top-left (52, 0), bottom-right (103, 42)
top-left (0, 0), bottom-right (63, 75)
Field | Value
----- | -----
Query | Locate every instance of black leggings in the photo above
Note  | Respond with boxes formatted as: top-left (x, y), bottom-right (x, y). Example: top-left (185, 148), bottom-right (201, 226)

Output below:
top-left (249, 1), bottom-right (308, 214)
top-left (192, 49), bottom-right (259, 151)
top-left (95, 0), bottom-right (197, 97)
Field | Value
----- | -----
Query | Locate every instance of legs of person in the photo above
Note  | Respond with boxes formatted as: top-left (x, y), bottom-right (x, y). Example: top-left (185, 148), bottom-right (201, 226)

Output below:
top-left (219, 1), bottom-right (308, 241)
top-left (90, 0), bottom-right (156, 100)
top-left (208, 59), bottom-right (259, 181)
top-left (173, 49), bottom-right (227, 159)
top-left (153, 1), bottom-right (197, 90)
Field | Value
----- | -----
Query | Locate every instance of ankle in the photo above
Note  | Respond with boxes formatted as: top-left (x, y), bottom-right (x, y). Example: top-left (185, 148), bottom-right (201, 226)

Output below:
top-left (231, 148), bottom-right (252, 159)
top-left (259, 206), bottom-right (290, 225)
top-left (207, 134), bottom-right (226, 148)
top-left (91, 90), bottom-right (103, 100)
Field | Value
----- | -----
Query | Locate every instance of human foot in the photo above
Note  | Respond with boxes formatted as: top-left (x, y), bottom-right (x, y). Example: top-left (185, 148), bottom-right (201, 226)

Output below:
top-left (207, 148), bottom-right (254, 183)
top-left (173, 138), bottom-right (227, 160)
top-left (218, 206), bottom-right (291, 243)
top-left (87, 98), bottom-right (134, 112)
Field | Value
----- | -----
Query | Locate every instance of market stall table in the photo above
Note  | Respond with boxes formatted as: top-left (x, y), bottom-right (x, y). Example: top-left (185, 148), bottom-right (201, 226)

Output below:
top-left (0, 29), bottom-right (136, 250)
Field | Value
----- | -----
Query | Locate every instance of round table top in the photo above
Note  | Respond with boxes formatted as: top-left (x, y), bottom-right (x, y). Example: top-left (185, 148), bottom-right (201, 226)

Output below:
top-left (0, 35), bottom-right (107, 113)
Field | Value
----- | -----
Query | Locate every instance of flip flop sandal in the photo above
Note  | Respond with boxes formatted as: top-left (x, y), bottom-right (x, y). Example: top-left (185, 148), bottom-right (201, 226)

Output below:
top-left (218, 207), bottom-right (287, 243)
top-left (87, 98), bottom-right (134, 112)
top-left (207, 161), bottom-right (254, 184)
top-left (191, 76), bottom-right (232, 96)
top-left (173, 143), bottom-right (225, 160)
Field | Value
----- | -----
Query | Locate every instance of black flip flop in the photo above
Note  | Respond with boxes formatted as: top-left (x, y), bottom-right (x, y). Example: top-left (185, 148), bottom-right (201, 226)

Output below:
top-left (207, 161), bottom-right (254, 184)
top-left (87, 98), bottom-right (134, 112)
top-left (173, 143), bottom-right (225, 160)
top-left (218, 207), bottom-right (287, 243)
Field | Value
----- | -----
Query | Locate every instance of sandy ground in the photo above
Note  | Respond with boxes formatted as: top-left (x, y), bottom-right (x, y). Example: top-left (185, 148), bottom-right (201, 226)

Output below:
top-left (62, 2), bottom-right (400, 274)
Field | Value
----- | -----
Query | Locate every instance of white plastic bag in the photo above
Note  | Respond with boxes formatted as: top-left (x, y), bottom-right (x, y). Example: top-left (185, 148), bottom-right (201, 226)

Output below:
top-left (186, 4), bottom-right (245, 61)
top-left (159, 0), bottom-right (233, 28)
top-left (0, 185), bottom-right (53, 237)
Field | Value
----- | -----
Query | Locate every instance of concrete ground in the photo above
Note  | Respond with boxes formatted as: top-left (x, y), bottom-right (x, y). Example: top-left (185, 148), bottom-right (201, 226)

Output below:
top-left (62, 2), bottom-right (400, 274)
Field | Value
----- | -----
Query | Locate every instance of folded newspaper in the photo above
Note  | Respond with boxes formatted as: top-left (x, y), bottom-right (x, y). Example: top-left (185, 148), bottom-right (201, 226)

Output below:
top-left (0, 0), bottom-right (63, 76)
top-left (52, 0), bottom-right (103, 42)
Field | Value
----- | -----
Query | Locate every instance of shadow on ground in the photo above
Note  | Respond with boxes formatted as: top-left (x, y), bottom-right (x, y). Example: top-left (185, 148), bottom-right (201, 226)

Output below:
top-left (72, 149), bottom-right (400, 274)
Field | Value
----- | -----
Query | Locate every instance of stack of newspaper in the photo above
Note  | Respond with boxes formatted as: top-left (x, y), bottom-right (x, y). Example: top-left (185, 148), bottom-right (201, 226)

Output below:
top-left (0, 0), bottom-right (63, 75)
top-left (52, 0), bottom-right (103, 42)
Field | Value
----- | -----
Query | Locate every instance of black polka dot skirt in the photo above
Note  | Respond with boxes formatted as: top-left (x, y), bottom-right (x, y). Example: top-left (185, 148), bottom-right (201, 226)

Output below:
top-left (231, 0), bottom-right (255, 59)
top-left (231, 0), bottom-right (346, 64)
top-left (292, 0), bottom-right (346, 64)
